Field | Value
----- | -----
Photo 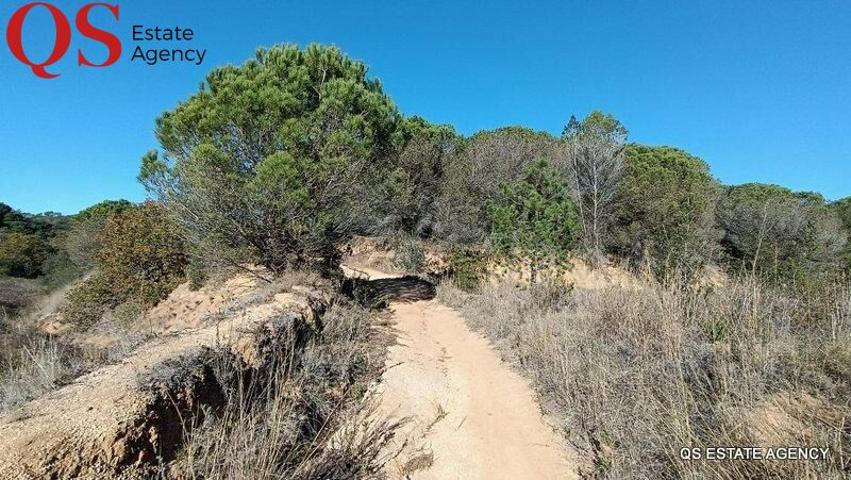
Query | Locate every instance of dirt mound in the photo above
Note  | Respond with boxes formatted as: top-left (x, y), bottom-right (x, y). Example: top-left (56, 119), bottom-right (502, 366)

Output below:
top-left (489, 257), bottom-right (638, 290)
top-left (344, 236), bottom-right (449, 277)
top-left (0, 287), bottom-right (327, 479)
top-left (146, 270), bottom-right (275, 334)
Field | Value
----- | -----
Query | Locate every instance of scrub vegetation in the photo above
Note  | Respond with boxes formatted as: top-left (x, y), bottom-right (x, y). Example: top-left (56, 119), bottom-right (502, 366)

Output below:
top-left (1, 44), bottom-right (849, 478)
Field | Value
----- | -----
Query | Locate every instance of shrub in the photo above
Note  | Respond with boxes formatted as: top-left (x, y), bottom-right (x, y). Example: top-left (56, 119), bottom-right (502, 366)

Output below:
top-left (63, 203), bottom-right (186, 327)
top-left (0, 232), bottom-right (51, 278)
top-left (0, 277), bottom-right (42, 313)
top-left (446, 247), bottom-right (487, 292)
top-left (435, 127), bottom-right (558, 243)
top-left (63, 275), bottom-right (115, 328)
top-left (392, 236), bottom-right (425, 273)
top-left (831, 196), bottom-right (851, 271)
top-left (376, 117), bottom-right (461, 237)
top-left (63, 199), bottom-right (132, 270)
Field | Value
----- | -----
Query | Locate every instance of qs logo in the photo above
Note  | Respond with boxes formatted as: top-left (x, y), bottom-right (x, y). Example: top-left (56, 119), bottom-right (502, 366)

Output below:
top-left (5, 2), bottom-right (121, 79)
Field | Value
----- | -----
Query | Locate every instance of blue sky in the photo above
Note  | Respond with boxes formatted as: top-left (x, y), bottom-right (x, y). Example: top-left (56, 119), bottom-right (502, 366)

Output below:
top-left (1, 0), bottom-right (849, 214)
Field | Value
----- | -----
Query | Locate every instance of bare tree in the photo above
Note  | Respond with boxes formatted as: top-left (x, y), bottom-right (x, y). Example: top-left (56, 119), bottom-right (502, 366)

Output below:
top-left (556, 135), bottom-right (624, 263)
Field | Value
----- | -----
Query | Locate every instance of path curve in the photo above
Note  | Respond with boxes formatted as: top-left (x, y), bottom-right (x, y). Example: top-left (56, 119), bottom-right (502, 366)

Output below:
top-left (367, 276), bottom-right (577, 479)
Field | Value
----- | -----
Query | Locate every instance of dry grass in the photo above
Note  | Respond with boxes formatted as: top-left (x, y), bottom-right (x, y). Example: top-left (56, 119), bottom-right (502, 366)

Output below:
top-left (167, 299), bottom-right (400, 479)
top-left (0, 310), bottom-right (93, 412)
top-left (439, 273), bottom-right (851, 479)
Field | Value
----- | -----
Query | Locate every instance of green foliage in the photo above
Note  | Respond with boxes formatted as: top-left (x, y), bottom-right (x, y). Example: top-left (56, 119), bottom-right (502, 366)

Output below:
top-left (141, 44), bottom-right (401, 272)
top-left (63, 199), bottom-right (132, 270)
top-left (63, 203), bottom-right (187, 327)
top-left (437, 127), bottom-right (558, 243)
top-left (0, 203), bottom-right (31, 236)
top-left (75, 200), bottom-right (132, 223)
top-left (0, 205), bottom-right (71, 242)
top-left (63, 275), bottom-right (115, 328)
top-left (446, 247), bottom-right (487, 292)
top-left (0, 277), bottom-right (42, 312)
top-left (562, 110), bottom-right (628, 143)
top-left (40, 250), bottom-right (82, 290)
top-left (0, 233), bottom-right (51, 278)
top-left (718, 183), bottom-right (846, 281)
top-left (833, 197), bottom-right (851, 271)
top-left (611, 145), bottom-right (719, 275)
top-left (489, 159), bottom-right (579, 282)
top-left (0, 203), bottom-right (82, 286)
top-left (391, 236), bottom-right (425, 273)
top-left (380, 116), bottom-right (461, 236)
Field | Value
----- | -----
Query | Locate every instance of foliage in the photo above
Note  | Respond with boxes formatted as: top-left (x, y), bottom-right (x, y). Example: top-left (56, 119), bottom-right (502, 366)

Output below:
top-left (436, 127), bottom-right (558, 243)
top-left (63, 202), bottom-right (187, 327)
top-left (561, 110), bottom-right (628, 144)
top-left (63, 199), bottom-right (132, 271)
top-left (718, 183), bottom-right (846, 281)
top-left (833, 197), bottom-right (851, 271)
top-left (446, 247), bottom-right (487, 292)
top-left (0, 277), bottom-right (42, 313)
top-left (489, 159), bottom-right (579, 282)
top-left (0, 233), bottom-right (51, 278)
top-left (610, 145), bottom-right (719, 276)
top-left (0, 203), bottom-right (71, 241)
top-left (391, 236), bottom-right (426, 273)
top-left (0, 203), bottom-right (81, 287)
top-left (140, 44), bottom-right (401, 273)
top-left (378, 117), bottom-right (461, 236)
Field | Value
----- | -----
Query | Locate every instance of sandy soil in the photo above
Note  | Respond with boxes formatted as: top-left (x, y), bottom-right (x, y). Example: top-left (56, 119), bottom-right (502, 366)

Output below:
top-left (0, 288), bottom-right (322, 478)
top-left (374, 297), bottom-right (577, 479)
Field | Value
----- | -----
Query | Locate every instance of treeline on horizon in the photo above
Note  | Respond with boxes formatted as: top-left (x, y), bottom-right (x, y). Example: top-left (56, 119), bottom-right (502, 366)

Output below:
top-left (3, 44), bottom-right (851, 321)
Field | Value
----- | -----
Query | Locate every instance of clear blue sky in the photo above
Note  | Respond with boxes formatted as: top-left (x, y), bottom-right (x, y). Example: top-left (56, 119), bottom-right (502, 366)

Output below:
top-left (1, 0), bottom-right (849, 214)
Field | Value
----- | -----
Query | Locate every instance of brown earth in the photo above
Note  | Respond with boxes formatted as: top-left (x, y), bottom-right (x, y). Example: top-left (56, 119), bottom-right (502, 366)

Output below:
top-left (0, 285), bottom-right (326, 479)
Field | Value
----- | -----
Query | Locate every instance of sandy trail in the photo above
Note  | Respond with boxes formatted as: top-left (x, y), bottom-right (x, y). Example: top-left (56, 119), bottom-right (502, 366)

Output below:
top-left (374, 297), bottom-right (577, 479)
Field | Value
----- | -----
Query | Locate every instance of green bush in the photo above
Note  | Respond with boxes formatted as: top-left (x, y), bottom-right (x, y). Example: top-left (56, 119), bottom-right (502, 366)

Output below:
top-left (446, 247), bottom-right (487, 292)
top-left (63, 199), bottom-right (132, 270)
top-left (436, 127), bottom-right (558, 244)
top-left (377, 117), bottom-right (461, 237)
top-left (832, 196), bottom-right (851, 272)
top-left (63, 275), bottom-right (115, 328)
top-left (392, 236), bottom-right (425, 273)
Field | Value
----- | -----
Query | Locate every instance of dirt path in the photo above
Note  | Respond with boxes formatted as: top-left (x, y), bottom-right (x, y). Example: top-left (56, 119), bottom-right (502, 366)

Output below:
top-left (374, 297), bottom-right (577, 479)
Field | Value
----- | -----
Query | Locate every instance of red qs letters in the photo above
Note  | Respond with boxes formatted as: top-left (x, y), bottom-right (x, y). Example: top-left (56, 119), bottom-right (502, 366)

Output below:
top-left (6, 2), bottom-right (121, 79)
